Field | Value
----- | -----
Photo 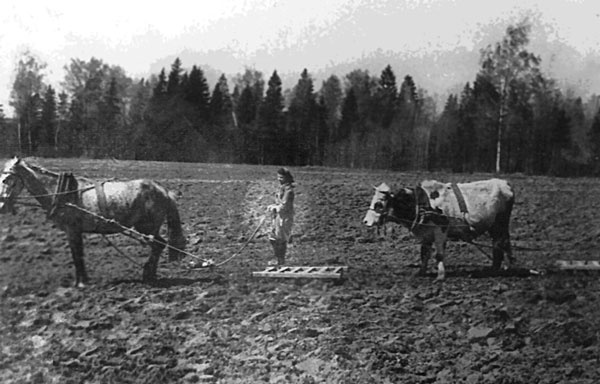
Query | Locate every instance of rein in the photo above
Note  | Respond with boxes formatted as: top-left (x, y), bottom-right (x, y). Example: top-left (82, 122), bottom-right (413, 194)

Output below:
top-left (62, 202), bottom-right (213, 264)
top-left (372, 187), bottom-right (475, 231)
top-left (14, 185), bottom-right (96, 200)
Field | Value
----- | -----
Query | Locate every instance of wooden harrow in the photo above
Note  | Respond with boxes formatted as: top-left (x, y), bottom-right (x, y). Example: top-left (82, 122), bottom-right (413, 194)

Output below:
top-left (252, 265), bottom-right (348, 279)
top-left (555, 260), bottom-right (600, 271)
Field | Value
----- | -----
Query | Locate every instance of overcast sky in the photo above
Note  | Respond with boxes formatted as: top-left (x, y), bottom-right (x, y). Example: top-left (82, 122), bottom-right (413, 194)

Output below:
top-left (2, 0), bottom-right (600, 114)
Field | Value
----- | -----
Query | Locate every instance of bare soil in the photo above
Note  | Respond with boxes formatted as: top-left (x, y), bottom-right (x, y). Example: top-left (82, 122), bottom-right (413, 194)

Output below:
top-left (1, 158), bottom-right (599, 383)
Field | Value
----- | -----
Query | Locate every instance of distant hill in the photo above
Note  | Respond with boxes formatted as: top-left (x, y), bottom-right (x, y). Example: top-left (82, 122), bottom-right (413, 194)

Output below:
top-left (148, 36), bottom-right (600, 110)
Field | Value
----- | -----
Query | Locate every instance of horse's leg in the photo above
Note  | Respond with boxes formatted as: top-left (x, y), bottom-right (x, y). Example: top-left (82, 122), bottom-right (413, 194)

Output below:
top-left (490, 221), bottom-right (512, 271)
top-left (504, 237), bottom-right (514, 266)
top-left (142, 234), bottom-right (166, 283)
top-left (165, 195), bottom-right (186, 261)
top-left (490, 198), bottom-right (515, 270)
top-left (491, 234), bottom-right (513, 270)
top-left (418, 243), bottom-right (432, 276)
top-left (66, 228), bottom-right (88, 288)
top-left (433, 243), bottom-right (446, 281)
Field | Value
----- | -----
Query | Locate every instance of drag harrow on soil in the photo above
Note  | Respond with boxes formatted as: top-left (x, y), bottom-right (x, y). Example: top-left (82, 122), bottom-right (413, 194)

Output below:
top-left (252, 265), bottom-right (348, 279)
top-left (555, 260), bottom-right (600, 270)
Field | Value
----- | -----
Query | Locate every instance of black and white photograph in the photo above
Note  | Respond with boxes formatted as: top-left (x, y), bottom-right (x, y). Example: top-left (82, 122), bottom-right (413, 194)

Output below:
top-left (1, 1), bottom-right (599, 382)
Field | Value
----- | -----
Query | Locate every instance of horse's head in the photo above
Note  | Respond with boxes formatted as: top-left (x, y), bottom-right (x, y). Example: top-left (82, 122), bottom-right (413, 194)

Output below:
top-left (363, 183), bottom-right (418, 227)
top-left (363, 183), bottom-right (394, 227)
top-left (0, 157), bottom-right (25, 214)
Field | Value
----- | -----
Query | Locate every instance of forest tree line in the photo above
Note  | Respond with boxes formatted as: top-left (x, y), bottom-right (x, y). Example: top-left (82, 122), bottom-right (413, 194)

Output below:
top-left (2, 21), bottom-right (600, 176)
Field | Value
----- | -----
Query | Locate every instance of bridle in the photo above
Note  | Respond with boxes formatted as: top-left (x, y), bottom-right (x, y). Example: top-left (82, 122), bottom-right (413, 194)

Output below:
top-left (368, 190), bottom-right (397, 226)
top-left (0, 170), bottom-right (25, 211)
top-left (368, 187), bottom-right (424, 230)
top-left (0, 169), bottom-right (24, 188)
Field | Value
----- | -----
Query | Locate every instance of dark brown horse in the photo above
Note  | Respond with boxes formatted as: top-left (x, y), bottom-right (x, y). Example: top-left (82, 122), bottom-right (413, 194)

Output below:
top-left (0, 157), bottom-right (186, 286)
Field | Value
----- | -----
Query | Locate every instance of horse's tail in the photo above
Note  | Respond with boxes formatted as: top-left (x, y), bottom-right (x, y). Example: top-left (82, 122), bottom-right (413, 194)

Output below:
top-left (166, 190), bottom-right (186, 260)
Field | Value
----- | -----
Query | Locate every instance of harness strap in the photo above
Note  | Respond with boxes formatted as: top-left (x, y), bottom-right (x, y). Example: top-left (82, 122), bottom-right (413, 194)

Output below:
top-left (95, 181), bottom-right (108, 216)
top-left (451, 183), bottom-right (468, 215)
top-left (49, 172), bottom-right (78, 217)
top-left (51, 173), bottom-right (66, 212)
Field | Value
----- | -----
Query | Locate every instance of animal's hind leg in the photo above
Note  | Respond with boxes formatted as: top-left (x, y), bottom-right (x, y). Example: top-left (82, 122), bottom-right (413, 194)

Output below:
top-left (142, 234), bottom-right (166, 283)
top-left (491, 238), bottom-right (505, 271)
top-left (418, 244), bottom-right (432, 276)
top-left (490, 223), bottom-right (513, 271)
top-left (504, 238), bottom-right (514, 266)
top-left (491, 198), bottom-right (515, 270)
top-left (67, 229), bottom-right (88, 288)
top-left (492, 236), bottom-right (514, 270)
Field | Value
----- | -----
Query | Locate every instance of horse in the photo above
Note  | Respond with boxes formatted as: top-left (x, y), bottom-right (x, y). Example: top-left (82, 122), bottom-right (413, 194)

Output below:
top-left (363, 179), bottom-right (515, 279)
top-left (0, 157), bottom-right (186, 287)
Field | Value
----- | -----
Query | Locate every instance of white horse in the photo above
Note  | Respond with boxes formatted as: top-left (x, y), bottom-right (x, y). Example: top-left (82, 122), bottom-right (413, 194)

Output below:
top-left (0, 157), bottom-right (186, 286)
top-left (364, 179), bottom-right (515, 279)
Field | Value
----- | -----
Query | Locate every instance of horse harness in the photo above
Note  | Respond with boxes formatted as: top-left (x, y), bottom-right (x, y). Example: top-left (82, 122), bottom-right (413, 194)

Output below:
top-left (410, 186), bottom-right (450, 231)
top-left (48, 172), bottom-right (109, 219)
top-left (49, 173), bottom-right (78, 217)
top-left (408, 183), bottom-right (470, 233)
top-left (450, 183), bottom-right (468, 216)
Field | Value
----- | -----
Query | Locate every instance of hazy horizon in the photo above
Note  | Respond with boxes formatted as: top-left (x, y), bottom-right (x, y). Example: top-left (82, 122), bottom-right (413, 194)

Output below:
top-left (2, 0), bottom-right (600, 115)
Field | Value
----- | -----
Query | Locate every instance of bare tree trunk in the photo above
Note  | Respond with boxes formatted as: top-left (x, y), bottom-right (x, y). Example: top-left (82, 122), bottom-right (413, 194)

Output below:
top-left (54, 123), bottom-right (61, 152)
top-left (496, 80), bottom-right (507, 173)
top-left (17, 120), bottom-right (22, 154)
top-left (496, 111), bottom-right (503, 173)
top-left (27, 110), bottom-right (33, 154)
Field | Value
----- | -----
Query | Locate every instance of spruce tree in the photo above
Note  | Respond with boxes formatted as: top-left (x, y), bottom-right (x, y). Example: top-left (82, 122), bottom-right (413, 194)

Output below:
top-left (153, 69), bottom-right (168, 98)
top-left (185, 65), bottom-right (211, 118)
top-left (167, 58), bottom-right (183, 95)
top-left (375, 65), bottom-right (397, 128)
top-left (432, 93), bottom-right (459, 170)
top-left (258, 70), bottom-right (285, 164)
top-left (236, 85), bottom-right (259, 163)
top-left (589, 107), bottom-right (600, 174)
top-left (319, 75), bottom-right (343, 143)
top-left (100, 77), bottom-right (122, 156)
top-left (288, 69), bottom-right (317, 165)
top-left (209, 74), bottom-right (233, 126)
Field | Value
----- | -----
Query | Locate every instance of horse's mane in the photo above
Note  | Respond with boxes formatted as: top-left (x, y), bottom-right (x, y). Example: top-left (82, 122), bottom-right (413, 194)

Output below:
top-left (22, 158), bottom-right (60, 178)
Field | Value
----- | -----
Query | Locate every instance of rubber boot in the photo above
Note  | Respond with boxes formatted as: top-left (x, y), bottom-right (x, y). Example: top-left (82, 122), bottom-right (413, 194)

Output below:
top-left (268, 240), bottom-right (279, 266)
top-left (276, 243), bottom-right (287, 266)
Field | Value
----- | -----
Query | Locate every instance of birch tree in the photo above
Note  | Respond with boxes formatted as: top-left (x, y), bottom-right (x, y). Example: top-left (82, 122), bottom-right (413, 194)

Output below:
top-left (479, 21), bottom-right (542, 172)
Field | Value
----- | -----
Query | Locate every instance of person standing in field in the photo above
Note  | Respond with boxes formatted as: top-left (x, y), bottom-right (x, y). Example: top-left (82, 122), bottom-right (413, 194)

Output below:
top-left (267, 168), bottom-right (295, 266)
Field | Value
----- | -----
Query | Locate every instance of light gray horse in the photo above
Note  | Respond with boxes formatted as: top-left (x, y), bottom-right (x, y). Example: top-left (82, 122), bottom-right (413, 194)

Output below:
top-left (364, 179), bottom-right (515, 279)
top-left (0, 157), bottom-right (186, 286)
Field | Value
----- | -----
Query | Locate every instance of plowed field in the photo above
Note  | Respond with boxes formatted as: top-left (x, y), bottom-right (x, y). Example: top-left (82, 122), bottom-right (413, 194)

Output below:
top-left (1, 158), bottom-right (599, 383)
